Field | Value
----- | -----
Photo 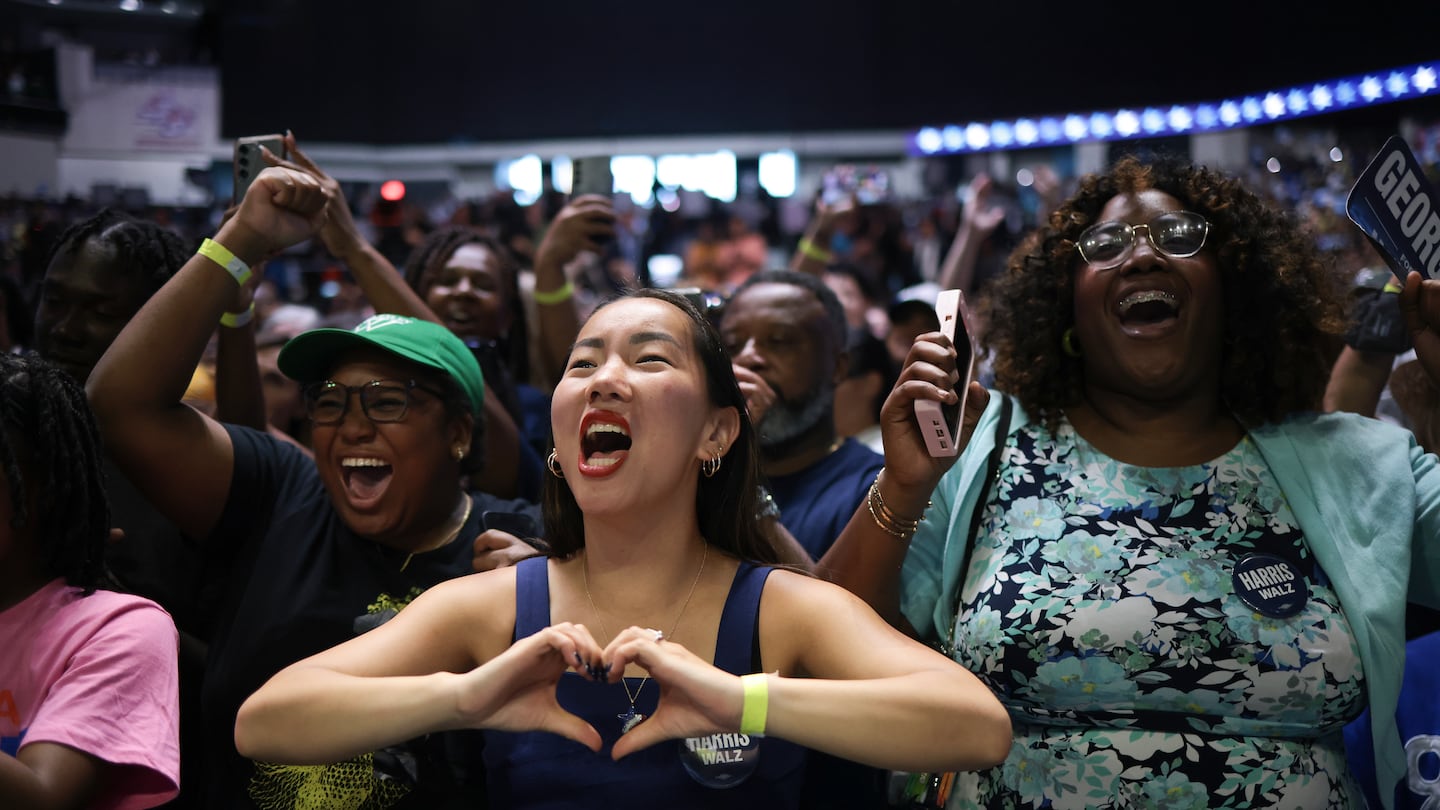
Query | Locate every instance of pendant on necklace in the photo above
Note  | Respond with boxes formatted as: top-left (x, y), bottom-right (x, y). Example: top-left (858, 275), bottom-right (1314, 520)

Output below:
top-left (619, 707), bottom-right (645, 734)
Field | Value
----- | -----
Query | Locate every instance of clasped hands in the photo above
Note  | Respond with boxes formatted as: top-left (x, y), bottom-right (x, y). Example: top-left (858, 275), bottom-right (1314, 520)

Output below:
top-left (454, 622), bottom-right (748, 760)
top-left (215, 166), bottom-right (332, 272)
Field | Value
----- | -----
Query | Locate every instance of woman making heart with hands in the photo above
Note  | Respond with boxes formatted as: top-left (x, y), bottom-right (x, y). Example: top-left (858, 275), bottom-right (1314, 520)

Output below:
top-left (235, 288), bottom-right (1010, 807)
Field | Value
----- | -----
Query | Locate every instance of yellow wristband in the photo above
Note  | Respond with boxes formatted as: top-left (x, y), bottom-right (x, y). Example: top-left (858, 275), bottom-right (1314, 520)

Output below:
top-left (1383, 280), bottom-right (1404, 294)
top-left (740, 673), bottom-right (768, 736)
top-left (533, 280), bottom-right (574, 306)
top-left (798, 238), bottom-right (834, 264)
top-left (198, 238), bottom-right (252, 286)
top-left (220, 302), bottom-right (255, 329)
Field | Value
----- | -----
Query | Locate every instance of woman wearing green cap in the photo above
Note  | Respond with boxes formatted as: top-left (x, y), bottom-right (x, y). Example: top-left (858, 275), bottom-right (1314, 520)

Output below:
top-left (87, 166), bottom-right (541, 807)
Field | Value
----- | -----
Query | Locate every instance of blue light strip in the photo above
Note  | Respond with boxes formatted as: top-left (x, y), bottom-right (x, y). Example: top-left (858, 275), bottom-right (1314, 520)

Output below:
top-left (910, 60), bottom-right (1439, 155)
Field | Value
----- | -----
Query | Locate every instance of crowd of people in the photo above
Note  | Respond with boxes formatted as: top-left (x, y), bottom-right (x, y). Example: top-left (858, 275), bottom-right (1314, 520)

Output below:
top-left (4, 120), bottom-right (1440, 810)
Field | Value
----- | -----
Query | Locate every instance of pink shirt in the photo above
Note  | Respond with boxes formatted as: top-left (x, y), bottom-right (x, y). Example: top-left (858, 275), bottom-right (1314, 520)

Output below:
top-left (1, 579), bottom-right (180, 809)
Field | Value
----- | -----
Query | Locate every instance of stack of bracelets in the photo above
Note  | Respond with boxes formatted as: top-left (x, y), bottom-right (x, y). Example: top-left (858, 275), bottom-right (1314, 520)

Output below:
top-left (866, 470), bottom-right (928, 540)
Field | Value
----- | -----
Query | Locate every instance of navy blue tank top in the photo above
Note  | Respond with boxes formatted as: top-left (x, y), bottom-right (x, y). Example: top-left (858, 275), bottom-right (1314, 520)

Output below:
top-left (483, 556), bottom-right (807, 808)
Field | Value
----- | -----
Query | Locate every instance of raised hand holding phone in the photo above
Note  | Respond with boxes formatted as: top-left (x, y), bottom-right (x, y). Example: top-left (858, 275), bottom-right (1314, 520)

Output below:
top-left (914, 289), bottom-right (979, 457)
top-left (217, 167), bottom-right (331, 268)
top-left (571, 156), bottom-right (614, 198)
top-left (233, 134), bottom-right (287, 207)
top-left (865, 289), bottom-right (988, 525)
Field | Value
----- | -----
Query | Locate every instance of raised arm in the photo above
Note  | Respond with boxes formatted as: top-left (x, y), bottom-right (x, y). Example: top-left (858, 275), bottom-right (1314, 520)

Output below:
top-left (936, 173), bottom-right (1006, 294)
top-left (268, 136), bottom-right (529, 496)
top-left (87, 167), bottom-right (329, 540)
top-left (210, 203), bottom-right (268, 433)
top-left (264, 134), bottom-right (435, 319)
top-left (213, 289), bottom-right (268, 432)
top-left (531, 194), bottom-right (614, 384)
top-left (1323, 345), bottom-right (1397, 417)
top-left (817, 332), bottom-right (983, 626)
top-left (787, 193), bottom-right (855, 277)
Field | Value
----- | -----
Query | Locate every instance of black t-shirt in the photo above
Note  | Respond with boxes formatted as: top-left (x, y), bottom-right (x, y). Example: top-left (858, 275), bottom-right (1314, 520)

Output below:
top-left (103, 456), bottom-right (214, 635)
top-left (200, 424), bottom-right (540, 809)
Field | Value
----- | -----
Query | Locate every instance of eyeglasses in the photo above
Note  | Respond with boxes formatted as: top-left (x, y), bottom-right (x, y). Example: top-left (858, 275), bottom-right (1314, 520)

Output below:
top-left (302, 379), bottom-right (445, 424)
top-left (1075, 210), bottom-right (1211, 269)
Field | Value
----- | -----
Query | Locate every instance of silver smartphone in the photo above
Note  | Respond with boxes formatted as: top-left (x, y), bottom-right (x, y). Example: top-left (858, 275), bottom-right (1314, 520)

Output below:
top-left (233, 134), bottom-right (286, 205)
top-left (571, 156), bottom-right (613, 196)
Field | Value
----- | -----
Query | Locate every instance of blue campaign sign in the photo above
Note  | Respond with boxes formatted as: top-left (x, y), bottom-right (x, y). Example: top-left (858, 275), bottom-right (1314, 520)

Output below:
top-left (1347, 135), bottom-right (1440, 280)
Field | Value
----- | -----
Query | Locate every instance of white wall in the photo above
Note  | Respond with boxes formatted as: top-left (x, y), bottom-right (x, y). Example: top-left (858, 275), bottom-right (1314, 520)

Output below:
top-left (0, 133), bottom-right (61, 197)
top-left (56, 156), bottom-right (212, 206)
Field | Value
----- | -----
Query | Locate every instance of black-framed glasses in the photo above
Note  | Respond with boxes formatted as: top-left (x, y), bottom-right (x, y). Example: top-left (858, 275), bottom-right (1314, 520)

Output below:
top-left (302, 379), bottom-right (445, 425)
top-left (1075, 210), bottom-right (1211, 269)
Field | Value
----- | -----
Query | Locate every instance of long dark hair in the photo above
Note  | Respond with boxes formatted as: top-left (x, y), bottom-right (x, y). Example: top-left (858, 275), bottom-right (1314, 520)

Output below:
top-left (541, 288), bottom-right (782, 564)
top-left (0, 352), bottom-right (110, 592)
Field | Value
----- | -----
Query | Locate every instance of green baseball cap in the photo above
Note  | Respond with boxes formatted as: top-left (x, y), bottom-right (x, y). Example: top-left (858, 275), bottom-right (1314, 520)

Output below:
top-left (278, 314), bottom-right (484, 415)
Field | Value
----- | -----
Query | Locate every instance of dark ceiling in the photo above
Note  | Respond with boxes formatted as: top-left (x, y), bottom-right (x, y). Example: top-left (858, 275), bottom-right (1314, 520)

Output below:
top-left (9, 0), bottom-right (1440, 145)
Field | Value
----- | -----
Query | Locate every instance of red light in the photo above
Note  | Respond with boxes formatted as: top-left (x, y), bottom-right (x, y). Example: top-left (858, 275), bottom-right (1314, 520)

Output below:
top-left (380, 180), bottom-right (406, 202)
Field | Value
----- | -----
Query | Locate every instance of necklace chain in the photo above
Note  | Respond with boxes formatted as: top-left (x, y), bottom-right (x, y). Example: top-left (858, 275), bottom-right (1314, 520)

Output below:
top-left (582, 543), bottom-right (708, 707)
top-left (399, 496), bottom-right (473, 572)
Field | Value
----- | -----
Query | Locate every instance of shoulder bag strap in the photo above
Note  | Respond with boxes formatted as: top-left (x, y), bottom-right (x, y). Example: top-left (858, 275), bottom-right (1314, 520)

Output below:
top-left (938, 394), bottom-right (1012, 657)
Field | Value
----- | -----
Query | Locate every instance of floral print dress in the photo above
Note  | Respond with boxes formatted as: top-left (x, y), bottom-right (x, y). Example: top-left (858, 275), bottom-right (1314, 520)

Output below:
top-left (948, 419), bottom-right (1367, 809)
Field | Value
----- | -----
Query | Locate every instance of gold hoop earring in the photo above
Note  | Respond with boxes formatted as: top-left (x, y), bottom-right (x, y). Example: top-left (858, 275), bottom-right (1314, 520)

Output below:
top-left (1062, 328), bottom-right (1082, 358)
top-left (546, 450), bottom-right (564, 478)
top-left (701, 454), bottom-right (722, 478)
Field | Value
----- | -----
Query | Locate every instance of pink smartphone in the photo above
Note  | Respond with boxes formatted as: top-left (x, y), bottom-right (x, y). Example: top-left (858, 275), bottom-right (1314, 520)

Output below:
top-left (914, 289), bottom-right (978, 457)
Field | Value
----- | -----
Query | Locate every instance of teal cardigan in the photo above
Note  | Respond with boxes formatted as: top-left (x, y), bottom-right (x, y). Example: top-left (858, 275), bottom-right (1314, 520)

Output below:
top-left (901, 392), bottom-right (1440, 810)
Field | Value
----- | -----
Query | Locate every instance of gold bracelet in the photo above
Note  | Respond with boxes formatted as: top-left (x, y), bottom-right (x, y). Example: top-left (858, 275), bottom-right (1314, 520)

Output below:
top-left (867, 470), bottom-right (928, 539)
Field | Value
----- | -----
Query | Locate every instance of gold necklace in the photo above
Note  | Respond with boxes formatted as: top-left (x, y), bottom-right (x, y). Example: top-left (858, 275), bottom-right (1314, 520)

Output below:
top-left (582, 542), bottom-right (708, 733)
top-left (399, 496), bottom-right (473, 572)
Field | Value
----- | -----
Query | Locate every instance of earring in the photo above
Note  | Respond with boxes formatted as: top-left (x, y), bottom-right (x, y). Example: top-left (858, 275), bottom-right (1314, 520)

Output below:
top-left (546, 450), bottom-right (564, 478)
top-left (701, 453), bottom-right (722, 478)
top-left (1061, 327), bottom-right (1082, 358)
top-left (453, 446), bottom-right (466, 462)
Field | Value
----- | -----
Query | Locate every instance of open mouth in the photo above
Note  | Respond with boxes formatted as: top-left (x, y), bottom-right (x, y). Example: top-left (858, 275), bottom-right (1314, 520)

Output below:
top-left (1117, 290), bottom-right (1180, 327)
top-left (579, 413), bottom-right (631, 476)
top-left (341, 457), bottom-right (393, 505)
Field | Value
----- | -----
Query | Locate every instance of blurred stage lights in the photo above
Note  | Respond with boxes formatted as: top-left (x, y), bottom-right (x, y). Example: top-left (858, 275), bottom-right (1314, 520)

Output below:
top-left (910, 60), bottom-right (1439, 155)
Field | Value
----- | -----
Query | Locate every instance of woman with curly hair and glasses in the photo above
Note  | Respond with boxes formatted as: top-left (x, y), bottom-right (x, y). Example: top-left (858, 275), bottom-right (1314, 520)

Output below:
top-left (824, 154), bottom-right (1440, 808)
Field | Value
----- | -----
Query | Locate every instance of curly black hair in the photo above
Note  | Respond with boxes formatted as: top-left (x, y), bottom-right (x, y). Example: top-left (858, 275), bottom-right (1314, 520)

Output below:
top-left (45, 208), bottom-right (189, 301)
top-left (0, 352), bottom-right (110, 593)
top-left (985, 155), bottom-right (1347, 430)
